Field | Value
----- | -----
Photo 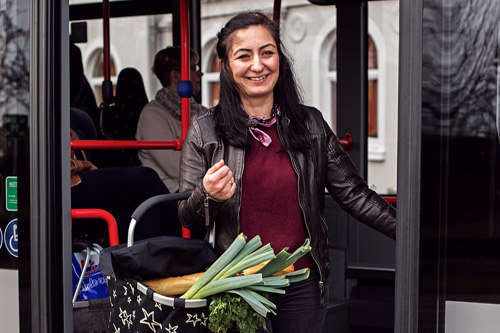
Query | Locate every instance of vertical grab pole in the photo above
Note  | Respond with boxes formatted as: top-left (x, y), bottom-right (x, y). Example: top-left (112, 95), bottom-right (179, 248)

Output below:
top-left (179, 0), bottom-right (192, 238)
top-left (102, 0), bottom-right (110, 82)
top-left (101, 0), bottom-right (113, 137)
top-left (179, 0), bottom-right (191, 140)
top-left (273, 0), bottom-right (281, 26)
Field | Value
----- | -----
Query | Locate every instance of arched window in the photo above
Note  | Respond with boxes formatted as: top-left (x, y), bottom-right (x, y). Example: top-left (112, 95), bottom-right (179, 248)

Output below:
top-left (201, 47), bottom-right (220, 108)
top-left (89, 48), bottom-right (117, 105)
top-left (329, 36), bottom-right (379, 141)
top-left (367, 37), bottom-right (378, 138)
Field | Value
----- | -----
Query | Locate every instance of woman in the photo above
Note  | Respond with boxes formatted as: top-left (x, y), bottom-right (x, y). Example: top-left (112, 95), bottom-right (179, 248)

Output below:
top-left (178, 12), bottom-right (396, 332)
top-left (136, 46), bottom-right (204, 193)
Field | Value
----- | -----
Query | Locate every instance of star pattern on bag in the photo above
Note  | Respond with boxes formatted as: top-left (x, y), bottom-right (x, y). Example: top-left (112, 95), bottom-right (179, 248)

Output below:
top-left (200, 312), bottom-right (208, 326)
top-left (155, 301), bottom-right (163, 311)
top-left (137, 295), bottom-right (142, 304)
top-left (139, 307), bottom-right (162, 332)
top-left (112, 323), bottom-right (120, 333)
top-left (113, 289), bottom-right (117, 298)
top-left (127, 297), bottom-right (132, 304)
top-left (118, 307), bottom-right (133, 328)
top-left (186, 313), bottom-right (201, 327)
top-left (165, 323), bottom-right (179, 333)
top-left (123, 285), bottom-right (128, 296)
top-left (126, 282), bottom-right (135, 296)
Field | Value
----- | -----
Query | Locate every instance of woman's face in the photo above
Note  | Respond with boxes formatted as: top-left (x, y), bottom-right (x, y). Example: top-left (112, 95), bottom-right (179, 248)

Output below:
top-left (227, 25), bottom-right (279, 103)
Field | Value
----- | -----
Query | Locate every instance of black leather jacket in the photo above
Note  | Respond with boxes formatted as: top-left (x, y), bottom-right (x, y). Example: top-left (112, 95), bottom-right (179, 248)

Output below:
top-left (178, 105), bottom-right (396, 301)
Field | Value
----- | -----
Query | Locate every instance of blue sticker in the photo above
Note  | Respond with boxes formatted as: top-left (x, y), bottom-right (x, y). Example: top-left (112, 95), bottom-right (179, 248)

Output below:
top-left (5, 219), bottom-right (18, 258)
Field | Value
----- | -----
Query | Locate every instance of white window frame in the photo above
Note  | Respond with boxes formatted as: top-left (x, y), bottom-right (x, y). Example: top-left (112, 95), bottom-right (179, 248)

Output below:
top-left (314, 20), bottom-right (387, 162)
top-left (201, 32), bottom-right (220, 108)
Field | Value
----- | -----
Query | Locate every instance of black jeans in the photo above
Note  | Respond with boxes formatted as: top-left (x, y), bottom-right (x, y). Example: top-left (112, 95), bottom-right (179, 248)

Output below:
top-left (268, 269), bottom-right (328, 333)
top-left (229, 269), bottom-right (328, 333)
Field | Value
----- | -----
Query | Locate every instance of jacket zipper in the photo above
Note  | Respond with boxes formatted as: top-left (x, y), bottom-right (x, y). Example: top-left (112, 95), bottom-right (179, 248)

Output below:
top-left (204, 190), bottom-right (212, 227)
top-left (276, 120), bottom-right (325, 307)
top-left (236, 150), bottom-right (244, 234)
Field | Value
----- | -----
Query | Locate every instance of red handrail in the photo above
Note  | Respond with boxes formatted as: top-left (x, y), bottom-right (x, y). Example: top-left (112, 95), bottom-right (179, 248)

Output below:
top-left (71, 208), bottom-right (120, 247)
top-left (71, 137), bottom-right (353, 152)
top-left (71, 139), bottom-right (183, 150)
top-left (382, 196), bottom-right (397, 205)
top-left (339, 133), bottom-right (352, 153)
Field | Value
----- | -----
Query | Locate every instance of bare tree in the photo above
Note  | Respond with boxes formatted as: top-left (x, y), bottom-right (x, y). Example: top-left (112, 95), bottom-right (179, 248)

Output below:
top-left (0, 0), bottom-right (30, 114)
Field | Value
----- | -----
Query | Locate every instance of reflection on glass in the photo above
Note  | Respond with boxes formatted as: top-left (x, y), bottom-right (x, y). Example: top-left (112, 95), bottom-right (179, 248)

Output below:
top-left (420, 0), bottom-right (500, 320)
top-left (0, 0), bottom-right (30, 159)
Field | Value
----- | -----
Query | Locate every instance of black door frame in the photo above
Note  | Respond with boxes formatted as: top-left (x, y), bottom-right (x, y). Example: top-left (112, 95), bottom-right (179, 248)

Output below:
top-left (23, 0), bottom-right (73, 331)
top-left (395, 0), bottom-right (422, 331)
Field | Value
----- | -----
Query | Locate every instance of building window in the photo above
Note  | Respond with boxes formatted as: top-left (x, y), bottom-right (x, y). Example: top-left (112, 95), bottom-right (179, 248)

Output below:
top-left (89, 48), bottom-right (117, 105)
top-left (329, 36), bottom-right (379, 143)
top-left (201, 46), bottom-right (220, 108)
top-left (368, 37), bottom-right (378, 138)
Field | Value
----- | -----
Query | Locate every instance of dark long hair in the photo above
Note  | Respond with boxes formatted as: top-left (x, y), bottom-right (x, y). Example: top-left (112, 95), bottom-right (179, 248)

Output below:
top-left (214, 12), bottom-right (311, 151)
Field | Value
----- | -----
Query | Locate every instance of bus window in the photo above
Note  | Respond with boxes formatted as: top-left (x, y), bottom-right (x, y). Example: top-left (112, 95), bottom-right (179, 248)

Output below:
top-left (88, 48), bottom-right (117, 105)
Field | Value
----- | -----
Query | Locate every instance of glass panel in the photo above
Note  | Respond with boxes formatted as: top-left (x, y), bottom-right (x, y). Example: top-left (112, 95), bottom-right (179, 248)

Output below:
top-left (0, 0), bottom-right (29, 267)
top-left (0, 0), bottom-right (29, 330)
top-left (365, 2), bottom-right (398, 197)
top-left (420, 0), bottom-right (500, 329)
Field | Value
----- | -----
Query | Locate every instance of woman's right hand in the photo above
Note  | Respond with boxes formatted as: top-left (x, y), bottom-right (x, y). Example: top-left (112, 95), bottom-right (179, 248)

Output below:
top-left (203, 159), bottom-right (236, 201)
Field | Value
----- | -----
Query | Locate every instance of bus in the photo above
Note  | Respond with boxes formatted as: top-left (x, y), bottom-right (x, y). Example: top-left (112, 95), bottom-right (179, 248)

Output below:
top-left (0, 0), bottom-right (499, 332)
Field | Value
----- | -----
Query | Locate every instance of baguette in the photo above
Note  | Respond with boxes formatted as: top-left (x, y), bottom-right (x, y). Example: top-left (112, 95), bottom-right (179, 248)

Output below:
top-left (242, 261), bottom-right (294, 276)
top-left (143, 272), bottom-right (204, 296)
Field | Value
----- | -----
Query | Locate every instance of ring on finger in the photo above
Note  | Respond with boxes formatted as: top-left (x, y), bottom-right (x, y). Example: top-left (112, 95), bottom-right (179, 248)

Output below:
top-left (228, 179), bottom-right (234, 185)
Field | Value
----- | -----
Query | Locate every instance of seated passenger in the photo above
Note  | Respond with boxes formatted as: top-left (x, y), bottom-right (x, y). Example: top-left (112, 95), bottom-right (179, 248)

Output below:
top-left (114, 67), bottom-right (149, 142)
top-left (109, 67), bottom-right (149, 166)
top-left (70, 127), bottom-right (182, 245)
top-left (70, 42), bottom-right (100, 137)
top-left (136, 46), bottom-right (205, 193)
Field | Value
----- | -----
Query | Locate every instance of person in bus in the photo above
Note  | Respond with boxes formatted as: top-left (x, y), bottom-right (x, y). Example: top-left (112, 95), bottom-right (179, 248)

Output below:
top-left (109, 67), bottom-right (149, 166)
top-left (70, 41), bottom-right (101, 138)
top-left (69, 43), bottom-right (182, 245)
top-left (70, 127), bottom-right (182, 244)
top-left (177, 12), bottom-right (396, 333)
top-left (136, 46), bottom-right (205, 194)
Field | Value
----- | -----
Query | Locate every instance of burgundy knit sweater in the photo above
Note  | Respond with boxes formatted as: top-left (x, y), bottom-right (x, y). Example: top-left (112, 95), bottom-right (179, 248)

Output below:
top-left (239, 123), bottom-right (314, 270)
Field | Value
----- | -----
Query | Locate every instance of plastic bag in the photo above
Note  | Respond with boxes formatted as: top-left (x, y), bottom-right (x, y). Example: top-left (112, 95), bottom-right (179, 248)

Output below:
top-left (72, 243), bottom-right (108, 301)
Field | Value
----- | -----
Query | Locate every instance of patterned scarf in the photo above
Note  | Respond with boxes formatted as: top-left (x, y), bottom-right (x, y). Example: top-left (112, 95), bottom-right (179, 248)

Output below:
top-left (247, 105), bottom-right (280, 147)
top-left (155, 87), bottom-right (205, 121)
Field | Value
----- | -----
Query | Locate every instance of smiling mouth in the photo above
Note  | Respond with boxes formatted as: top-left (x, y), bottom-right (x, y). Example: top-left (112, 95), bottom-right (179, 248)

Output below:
top-left (248, 74), bottom-right (268, 81)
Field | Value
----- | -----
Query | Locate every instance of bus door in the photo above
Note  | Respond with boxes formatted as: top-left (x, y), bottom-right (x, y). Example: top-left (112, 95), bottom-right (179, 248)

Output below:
top-left (397, 0), bottom-right (500, 331)
top-left (0, 0), bottom-right (30, 331)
